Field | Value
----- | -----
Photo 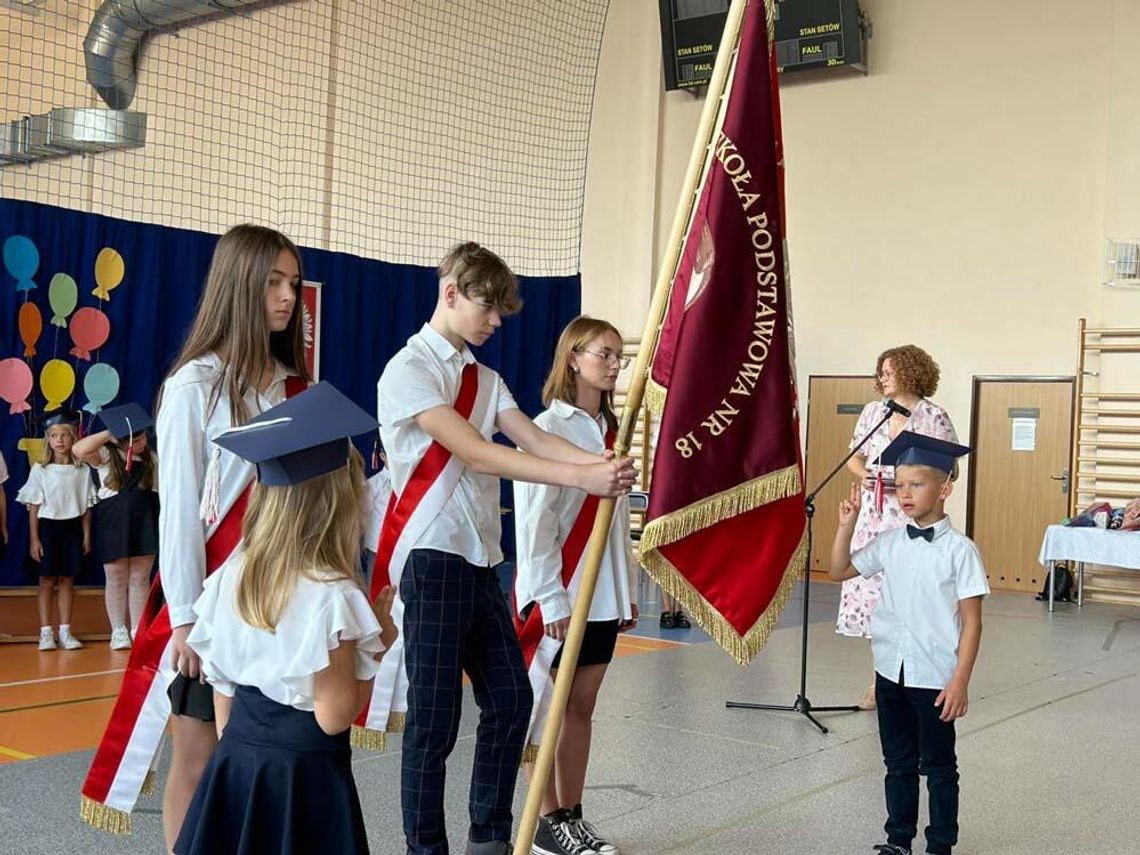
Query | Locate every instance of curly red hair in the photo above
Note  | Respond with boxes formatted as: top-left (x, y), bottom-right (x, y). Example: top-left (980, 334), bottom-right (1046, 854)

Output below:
top-left (873, 345), bottom-right (940, 398)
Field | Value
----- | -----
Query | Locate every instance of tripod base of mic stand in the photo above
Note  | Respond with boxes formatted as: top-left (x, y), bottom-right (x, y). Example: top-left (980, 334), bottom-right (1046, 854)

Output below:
top-left (725, 696), bottom-right (861, 735)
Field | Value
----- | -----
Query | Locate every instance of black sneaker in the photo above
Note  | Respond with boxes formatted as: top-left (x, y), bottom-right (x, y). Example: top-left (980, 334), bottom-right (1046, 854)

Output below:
top-left (872, 845), bottom-right (912, 855)
top-left (659, 611), bottom-right (674, 628)
top-left (569, 804), bottom-right (618, 854)
top-left (672, 610), bottom-right (692, 629)
top-left (532, 810), bottom-right (596, 855)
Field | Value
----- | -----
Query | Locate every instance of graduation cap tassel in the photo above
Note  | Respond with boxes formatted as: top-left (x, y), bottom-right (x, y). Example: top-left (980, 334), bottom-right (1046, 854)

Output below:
top-left (371, 435), bottom-right (381, 471)
top-left (198, 447), bottom-right (222, 526)
top-left (125, 418), bottom-right (134, 473)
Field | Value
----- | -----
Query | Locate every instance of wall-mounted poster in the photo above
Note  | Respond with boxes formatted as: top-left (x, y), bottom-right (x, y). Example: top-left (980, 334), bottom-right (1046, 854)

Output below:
top-left (302, 280), bottom-right (322, 381)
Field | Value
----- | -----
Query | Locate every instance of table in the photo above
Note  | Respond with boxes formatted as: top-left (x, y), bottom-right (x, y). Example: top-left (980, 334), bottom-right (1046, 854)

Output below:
top-left (1037, 525), bottom-right (1140, 611)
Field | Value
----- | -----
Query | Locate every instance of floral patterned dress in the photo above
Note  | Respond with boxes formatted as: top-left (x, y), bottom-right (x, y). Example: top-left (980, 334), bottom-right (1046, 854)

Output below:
top-left (834, 398), bottom-right (959, 638)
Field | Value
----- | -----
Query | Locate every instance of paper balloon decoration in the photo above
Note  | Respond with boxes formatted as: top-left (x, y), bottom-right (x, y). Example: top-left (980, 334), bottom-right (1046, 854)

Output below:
top-left (18, 302), bottom-right (43, 357)
top-left (40, 359), bottom-right (76, 410)
top-left (48, 273), bottom-right (78, 327)
top-left (69, 307), bottom-right (111, 360)
top-left (0, 357), bottom-right (33, 414)
top-left (82, 363), bottom-right (120, 414)
top-left (3, 235), bottom-right (39, 292)
top-left (93, 248), bottom-right (124, 300)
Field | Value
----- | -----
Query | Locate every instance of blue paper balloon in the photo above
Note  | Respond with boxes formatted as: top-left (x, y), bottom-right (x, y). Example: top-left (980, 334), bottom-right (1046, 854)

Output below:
top-left (82, 363), bottom-right (121, 414)
top-left (3, 236), bottom-right (40, 290)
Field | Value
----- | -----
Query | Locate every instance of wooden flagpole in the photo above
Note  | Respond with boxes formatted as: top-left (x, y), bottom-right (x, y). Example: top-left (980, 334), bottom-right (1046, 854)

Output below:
top-left (511, 1), bottom-right (756, 851)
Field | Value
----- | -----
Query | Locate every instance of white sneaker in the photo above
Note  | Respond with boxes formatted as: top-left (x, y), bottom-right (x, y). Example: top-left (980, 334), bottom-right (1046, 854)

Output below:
top-left (59, 629), bottom-right (84, 650)
top-left (38, 629), bottom-right (57, 651)
top-left (110, 626), bottom-right (132, 650)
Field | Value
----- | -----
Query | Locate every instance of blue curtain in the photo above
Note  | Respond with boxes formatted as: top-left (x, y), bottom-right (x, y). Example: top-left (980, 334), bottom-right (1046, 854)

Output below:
top-left (0, 198), bottom-right (580, 584)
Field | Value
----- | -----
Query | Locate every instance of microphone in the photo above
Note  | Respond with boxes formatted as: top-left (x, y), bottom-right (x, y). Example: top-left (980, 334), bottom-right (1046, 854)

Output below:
top-left (885, 399), bottom-right (912, 418)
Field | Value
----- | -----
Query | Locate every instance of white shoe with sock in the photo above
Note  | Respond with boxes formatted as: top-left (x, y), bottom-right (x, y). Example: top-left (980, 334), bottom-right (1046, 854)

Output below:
top-left (59, 625), bottom-right (84, 650)
top-left (38, 627), bottom-right (57, 651)
top-left (110, 626), bottom-right (132, 650)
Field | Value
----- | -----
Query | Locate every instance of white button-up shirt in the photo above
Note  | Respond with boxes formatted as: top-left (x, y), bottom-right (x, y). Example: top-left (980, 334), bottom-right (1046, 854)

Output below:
top-left (377, 324), bottom-right (518, 567)
top-left (851, 516), bottom-right (990, 690)
top-left (158, 354), bottom-right (296, 628)
top-left (513, 400), bottom-right (637, 623)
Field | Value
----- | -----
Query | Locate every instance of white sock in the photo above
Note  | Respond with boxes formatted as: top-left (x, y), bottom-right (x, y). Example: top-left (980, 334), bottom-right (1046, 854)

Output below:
top-left (60, 624), bottom-right (71, 635)
top-left (40, 625), bottom-right (52, 635)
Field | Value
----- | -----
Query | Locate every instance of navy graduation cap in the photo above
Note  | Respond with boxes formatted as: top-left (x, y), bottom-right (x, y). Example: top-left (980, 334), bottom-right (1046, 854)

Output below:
top-left (213, 382), bottom-right (377, 486)
top-left (98, 403), bottom-right (153, 441)
top-left (40, 409), bottom-right (82, 431)
top-left (874, 431), bottom-right (972, 475)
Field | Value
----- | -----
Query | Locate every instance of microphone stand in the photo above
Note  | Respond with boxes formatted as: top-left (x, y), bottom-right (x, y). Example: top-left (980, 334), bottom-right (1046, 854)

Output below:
top-left (725, 403), bottom-right (897, 734)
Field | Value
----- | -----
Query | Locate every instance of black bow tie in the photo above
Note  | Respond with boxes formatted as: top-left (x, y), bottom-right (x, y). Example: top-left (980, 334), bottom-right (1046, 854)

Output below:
top-left (906, 525), bottom-right (935, 542)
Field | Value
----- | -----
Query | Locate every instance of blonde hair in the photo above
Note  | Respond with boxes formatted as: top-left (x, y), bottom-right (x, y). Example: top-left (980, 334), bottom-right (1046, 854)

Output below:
top-left (163, 224), bottom-right (311, 426)
top-left (236, 448), bottom-right (366, 631)
top-left (541, 315), bottom-right (622, 434)
top-left (438, 242), bottom-right (522, 315)
top-left (41, 424), bottom-right (81, 467)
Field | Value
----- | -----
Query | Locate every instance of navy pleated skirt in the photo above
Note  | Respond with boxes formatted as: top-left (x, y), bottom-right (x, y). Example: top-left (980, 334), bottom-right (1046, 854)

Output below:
top-left (174, 685), bottom-right (370, 855)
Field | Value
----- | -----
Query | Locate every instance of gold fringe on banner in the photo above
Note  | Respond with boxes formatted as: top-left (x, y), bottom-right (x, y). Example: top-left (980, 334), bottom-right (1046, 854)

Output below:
top-left (764, 0), bottom-right (777, 46)
top-left (349, 725), bottom-right (387, 752)
top-left (139, 770), bottom-right (158, 796)
top-left (643, 377), bottom-right (668, 416)
top-left (348, 711), bottom-right (405, 751)
top-left (640, 527), bottom-right (806, 666)
top-left (80, 796), bottom-right (132, 836)
top-left (638, 464), bottom-right (801, 559)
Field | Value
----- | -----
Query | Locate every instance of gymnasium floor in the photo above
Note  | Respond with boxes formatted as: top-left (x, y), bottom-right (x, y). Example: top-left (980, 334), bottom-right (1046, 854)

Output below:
top-left (2, 579), bottom-right (1138, 854)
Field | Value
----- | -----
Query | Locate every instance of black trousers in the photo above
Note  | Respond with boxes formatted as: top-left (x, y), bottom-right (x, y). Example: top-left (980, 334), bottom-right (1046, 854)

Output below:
top-left (400, 549), bottom-right (532, 855)
top-left (876, 668), bottom-right (959, 855)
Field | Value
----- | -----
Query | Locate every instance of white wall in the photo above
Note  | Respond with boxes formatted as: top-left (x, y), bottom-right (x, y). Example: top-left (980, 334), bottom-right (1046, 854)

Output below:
top-left (580, 0), bottom-right (1140, 515)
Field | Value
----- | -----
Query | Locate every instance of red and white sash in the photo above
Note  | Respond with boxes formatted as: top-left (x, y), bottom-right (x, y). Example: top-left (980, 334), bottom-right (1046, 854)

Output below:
top-left (352, 362), bottom-right (496, 746)
top-left (514, 430), bottom-right (615, 759)
top-left (80, 376), bottom-right (306, 834)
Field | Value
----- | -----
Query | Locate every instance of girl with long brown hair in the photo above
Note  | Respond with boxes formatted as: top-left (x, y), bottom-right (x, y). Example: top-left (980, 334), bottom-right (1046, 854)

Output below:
top-left (74, 403), bottom-right (159, 650)
top-left (514, 315), bottom-right (639, 855)
top-left (156, 223), bottom-right (311, 850)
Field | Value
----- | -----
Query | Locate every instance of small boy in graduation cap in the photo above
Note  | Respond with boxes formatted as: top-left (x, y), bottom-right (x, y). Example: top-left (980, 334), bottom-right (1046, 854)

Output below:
top-left (829, 431), bottom-right (990, 855)
top-left (175, 382), bottom-right (397, 855)
top-left (73, 403), bottom-right (160, 650)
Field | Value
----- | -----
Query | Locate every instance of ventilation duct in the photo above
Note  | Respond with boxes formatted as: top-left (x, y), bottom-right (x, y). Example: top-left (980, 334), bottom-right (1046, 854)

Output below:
top-left (84, 0), bottom-right (279, 110)
top-left (0, 109), bottom-right (147, 166)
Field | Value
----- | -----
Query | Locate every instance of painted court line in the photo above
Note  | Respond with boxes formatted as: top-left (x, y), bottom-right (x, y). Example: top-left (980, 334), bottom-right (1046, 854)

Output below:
top-left (0, 668), bottom-right (125, 689)
top-left (0, 744), bottom-right (35, 760)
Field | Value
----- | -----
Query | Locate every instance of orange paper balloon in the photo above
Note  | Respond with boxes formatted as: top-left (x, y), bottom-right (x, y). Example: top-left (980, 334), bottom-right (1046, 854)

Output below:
top-left (18, 301), bottom-right (42, 357)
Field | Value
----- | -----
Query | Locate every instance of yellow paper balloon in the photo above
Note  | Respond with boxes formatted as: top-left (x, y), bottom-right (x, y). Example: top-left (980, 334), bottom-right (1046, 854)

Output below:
top-left (18, 437), bottom-right (45, 470)
top-left (93, 247), bottom-right (125, 300)
top-left (40, 359), bottom-right (76, 410)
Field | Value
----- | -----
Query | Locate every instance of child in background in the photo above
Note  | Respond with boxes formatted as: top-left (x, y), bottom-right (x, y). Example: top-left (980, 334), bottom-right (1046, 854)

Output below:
top-left (74, 403), bottom-right (159, 649)
top-left (18, 410), bottom-right (96, 650)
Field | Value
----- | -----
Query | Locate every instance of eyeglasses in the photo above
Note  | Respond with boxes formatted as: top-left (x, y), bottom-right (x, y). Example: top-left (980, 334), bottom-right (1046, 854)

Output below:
top-left (575, 348), bottom-right (630, 369)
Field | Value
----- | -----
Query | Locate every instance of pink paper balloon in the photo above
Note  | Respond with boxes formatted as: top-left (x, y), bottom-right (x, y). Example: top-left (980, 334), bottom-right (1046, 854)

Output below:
top-left (0, 357), bottom-right (34, 413)
top-left (68, 306), bottom-right (111, 361)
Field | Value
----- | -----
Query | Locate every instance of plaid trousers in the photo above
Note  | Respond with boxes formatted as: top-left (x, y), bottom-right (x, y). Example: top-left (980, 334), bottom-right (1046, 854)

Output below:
top-left (400, 549), bottom-right (532, 855)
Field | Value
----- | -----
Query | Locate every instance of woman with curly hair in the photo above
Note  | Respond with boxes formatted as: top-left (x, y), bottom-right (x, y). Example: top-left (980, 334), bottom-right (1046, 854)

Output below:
top-left (837, 345), bottom-right (959, 709)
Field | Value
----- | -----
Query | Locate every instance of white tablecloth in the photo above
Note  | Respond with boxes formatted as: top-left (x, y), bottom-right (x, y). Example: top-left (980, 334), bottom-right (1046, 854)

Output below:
top-left (1037, 525), bottom-right (1140, 570)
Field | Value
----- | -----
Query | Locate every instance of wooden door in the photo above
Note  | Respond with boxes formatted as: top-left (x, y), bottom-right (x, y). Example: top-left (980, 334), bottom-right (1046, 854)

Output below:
top-left (968, 379), bottom-right (1074, 592)
top-left (805, 376), bottom-right (876, 574)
